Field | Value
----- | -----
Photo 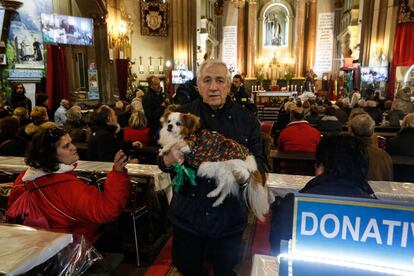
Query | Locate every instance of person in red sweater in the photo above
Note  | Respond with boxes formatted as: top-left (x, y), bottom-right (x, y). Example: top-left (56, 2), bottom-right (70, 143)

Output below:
top-left (277, 106), bottom-right (321, 152)
top-left (7, 127), bottom-right (131, 243)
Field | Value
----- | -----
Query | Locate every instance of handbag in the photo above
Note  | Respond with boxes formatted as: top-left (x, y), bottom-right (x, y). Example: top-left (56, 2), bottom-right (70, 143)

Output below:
top-left (6, 180), bottom-right (76, 229)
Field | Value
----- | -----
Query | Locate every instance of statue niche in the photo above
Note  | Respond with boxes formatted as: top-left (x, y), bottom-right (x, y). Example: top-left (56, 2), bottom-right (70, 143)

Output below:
top-left (264, 6), bottom-right (287, 47)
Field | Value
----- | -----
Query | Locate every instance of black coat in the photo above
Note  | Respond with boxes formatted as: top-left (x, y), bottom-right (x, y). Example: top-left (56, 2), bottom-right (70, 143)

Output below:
top-left (160, 98), bottom-right (265, 237)
top-left (0, 136), bottom-right (28, 156)
top-left (386, 128), bottom-right (414, 156)
top-left (88, 124), bottom-right (129, 162)
top-left (270, 175), bottom-right (375, 255)
top-left (142, 88), bottom-right (168, 133)
top-left (231, 86), bottom-right (249, 107)
top-left (7, 94), bottom-right (32, 114)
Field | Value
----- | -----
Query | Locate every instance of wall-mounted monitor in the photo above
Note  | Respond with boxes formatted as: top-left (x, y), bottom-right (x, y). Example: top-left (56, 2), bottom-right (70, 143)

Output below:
top-left (361, 67), bottom-right (388, 83)
top-left (40, 13), bottom-right (93, 46)
top-left (172, 70), bottom-right (194, 84)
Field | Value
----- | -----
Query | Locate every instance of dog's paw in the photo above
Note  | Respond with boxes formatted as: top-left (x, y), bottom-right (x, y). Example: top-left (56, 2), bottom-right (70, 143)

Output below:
top-left (179, 144), bottom-right (190, 154)
top-left (207, 184), bottom-right (224, 198)
top-left (212, 192), bottom-right (228, 207)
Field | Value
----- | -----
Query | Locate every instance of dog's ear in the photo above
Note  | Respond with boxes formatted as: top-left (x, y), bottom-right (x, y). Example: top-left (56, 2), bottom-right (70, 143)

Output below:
top-left (160, 110), bottom-right (171, 124)
top-left (182, 113), bottom-right (200, 135)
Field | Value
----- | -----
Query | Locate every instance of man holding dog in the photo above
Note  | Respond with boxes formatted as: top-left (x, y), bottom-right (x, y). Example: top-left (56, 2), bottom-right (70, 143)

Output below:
top-left (159, 60), bottom-right (266, 275)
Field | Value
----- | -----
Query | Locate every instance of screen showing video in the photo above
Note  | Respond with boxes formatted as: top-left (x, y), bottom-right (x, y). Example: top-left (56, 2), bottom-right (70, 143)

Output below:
top-left (361, 67), bottom-right (388, 83)
top-left (41, 13), bottom-right (93, 46)
top-left (172, 70), bottom-right (194, 84)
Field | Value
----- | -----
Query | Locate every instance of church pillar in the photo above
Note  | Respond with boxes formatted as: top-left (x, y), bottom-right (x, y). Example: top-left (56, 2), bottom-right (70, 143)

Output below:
top-left (332, 0), bottom-right (343, 73)
top-left (246, 0), bottom-right (257, 78)
top-left (92, 15), bottom-right (115, 103)
top-left (237, 5), bottom-right (245, 75)
top-left (305, 0), bottom-right (317, 73)
top-left (171, 0), bottom-right (197, 71)
top-left (359, 0), bottom-right (375, 66)
top-left (294, 0), bottom-right (306, 77)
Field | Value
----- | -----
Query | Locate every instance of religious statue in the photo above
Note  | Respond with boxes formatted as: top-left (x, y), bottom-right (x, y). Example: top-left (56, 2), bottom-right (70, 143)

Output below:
top-left (265, 12), bottom-right (282, 46)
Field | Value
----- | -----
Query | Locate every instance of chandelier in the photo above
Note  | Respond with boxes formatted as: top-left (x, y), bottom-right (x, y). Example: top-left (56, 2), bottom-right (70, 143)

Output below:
top-left (229, 0), bottom-right (246, 9)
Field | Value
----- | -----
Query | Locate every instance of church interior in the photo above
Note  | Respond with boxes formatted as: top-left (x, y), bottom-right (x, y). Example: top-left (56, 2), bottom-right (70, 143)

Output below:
top-left (1, 0), bottom-right (414, 275)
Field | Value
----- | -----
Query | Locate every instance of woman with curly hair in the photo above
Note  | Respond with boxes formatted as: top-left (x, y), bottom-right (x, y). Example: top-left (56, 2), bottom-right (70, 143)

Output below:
top-left (7, 127), bottom-right (131, 243)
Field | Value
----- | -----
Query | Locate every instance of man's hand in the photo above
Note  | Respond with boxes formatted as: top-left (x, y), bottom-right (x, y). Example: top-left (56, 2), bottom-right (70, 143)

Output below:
top-left (163, 141), bottom-right (188, 167)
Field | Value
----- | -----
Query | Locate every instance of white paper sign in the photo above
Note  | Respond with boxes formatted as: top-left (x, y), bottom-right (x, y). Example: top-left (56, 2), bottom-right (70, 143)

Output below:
top-left (222, 26), bottom-right (237, 74)
top-left (314, 13), bottom-right (334, 76)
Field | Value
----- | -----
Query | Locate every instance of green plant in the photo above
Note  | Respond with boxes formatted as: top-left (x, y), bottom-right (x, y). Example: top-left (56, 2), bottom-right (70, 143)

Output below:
top-left (257, 73), bottom-right (265, 86)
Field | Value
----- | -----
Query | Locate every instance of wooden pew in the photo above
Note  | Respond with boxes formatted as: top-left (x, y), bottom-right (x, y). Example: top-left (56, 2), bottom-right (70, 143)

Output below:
top-left (270, 149), bottom-right (414, 182)
top-left (270, 150), bottom-right (316, 176)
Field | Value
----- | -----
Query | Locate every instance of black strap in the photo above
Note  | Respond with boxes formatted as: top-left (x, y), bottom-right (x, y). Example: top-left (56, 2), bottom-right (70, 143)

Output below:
top-left (0, 139), bottom-right (12, 149)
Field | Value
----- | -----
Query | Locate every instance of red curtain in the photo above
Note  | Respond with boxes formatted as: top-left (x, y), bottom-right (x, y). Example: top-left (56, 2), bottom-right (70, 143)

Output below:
top-left (46, 45), bottom-right (69, 111)
top-left (389, 22), bottom-right (414, 99)
top-left (116, 59), bottom-right (128, 100)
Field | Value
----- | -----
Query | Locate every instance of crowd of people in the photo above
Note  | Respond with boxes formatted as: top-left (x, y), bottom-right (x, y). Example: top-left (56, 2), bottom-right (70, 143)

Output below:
top-left (0, 64), bottom-right (413, 275)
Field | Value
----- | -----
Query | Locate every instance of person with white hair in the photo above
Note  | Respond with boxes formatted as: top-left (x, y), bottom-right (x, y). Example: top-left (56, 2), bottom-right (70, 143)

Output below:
top-left (54, 99), bottom-right (70, 126)
top-left (391, 86), bottom-right (413, 115)
top-left (349, 113), bottom-right (393, 181)
top-left (350, 90), bottom-right (361, 108)
top-left (386, 113), bottom-right (414, 156)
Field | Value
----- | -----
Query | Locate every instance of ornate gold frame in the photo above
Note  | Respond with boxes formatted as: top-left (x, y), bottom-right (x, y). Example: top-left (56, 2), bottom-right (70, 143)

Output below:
top-left (140, 1), bottom-right (169, 36)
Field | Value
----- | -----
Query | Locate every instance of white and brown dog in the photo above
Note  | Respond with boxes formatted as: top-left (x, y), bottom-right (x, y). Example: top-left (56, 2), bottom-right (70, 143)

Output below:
top-left (159, 111), bottom-right (271, 221)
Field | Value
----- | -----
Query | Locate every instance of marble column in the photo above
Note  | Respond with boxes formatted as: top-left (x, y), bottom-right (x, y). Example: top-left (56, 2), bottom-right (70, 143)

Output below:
top-left (246, 0), bottom-right (257, 78)
top-left (92, 15), bottom-right (115, 103)
top-left (305, 0), bottom-right (317, 73)
top-left (332, 0), bottom-right (343, 74)
top-left (359, 0), bottom-right (374, 67)
top-left (237, 5), bottom-right (245, 75)
top-left (172, 0), bottom-right (197, 71)
top-left (294, 0), bottom-right (306, 77)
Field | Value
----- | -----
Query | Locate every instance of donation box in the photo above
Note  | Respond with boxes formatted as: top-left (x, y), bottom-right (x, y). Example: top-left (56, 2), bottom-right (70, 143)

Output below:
top-left (279, 194), bottom-right (414, 276)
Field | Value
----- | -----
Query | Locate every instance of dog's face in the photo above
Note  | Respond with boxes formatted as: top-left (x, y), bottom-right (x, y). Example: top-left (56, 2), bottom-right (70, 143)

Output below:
top-left (161, 111), bottom-right (200, 138)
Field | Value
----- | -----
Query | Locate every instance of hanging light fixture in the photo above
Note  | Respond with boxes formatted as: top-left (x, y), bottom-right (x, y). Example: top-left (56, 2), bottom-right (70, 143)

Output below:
top-left (229, 0), bottom-right (246, 9)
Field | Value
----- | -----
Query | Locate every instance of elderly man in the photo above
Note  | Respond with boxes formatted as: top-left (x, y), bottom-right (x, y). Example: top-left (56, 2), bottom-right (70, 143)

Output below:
top-left (159, 60), bottom-right (265, 276)
top-left (54, 99), bottom-right (70, 126)
top-left (349, 113), bottom-right (393, 181)
top-left (143, 76), bottom-right (170, 139)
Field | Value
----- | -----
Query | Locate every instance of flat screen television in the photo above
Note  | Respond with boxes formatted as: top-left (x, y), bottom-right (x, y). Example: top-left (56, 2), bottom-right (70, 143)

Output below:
top-left (172, 70), bottom-right (194, 84)
top-left (361, 67), bottom-right (388, 83)
top-left (40, 13), bottom-right (93, 46)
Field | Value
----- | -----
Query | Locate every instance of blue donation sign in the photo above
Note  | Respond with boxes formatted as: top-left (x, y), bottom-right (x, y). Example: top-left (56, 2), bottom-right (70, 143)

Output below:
top-left (291, 194), bottom-right (414, 274)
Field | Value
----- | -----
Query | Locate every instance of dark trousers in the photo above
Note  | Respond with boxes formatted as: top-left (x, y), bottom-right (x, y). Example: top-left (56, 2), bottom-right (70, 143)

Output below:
top-left (172, 225), bottom-right (243, 276)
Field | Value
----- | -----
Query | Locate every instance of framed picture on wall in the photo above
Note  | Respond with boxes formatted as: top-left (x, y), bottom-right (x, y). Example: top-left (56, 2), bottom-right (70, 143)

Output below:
top-left (0, 54), bottom-right (6, 65)
top-left (140, 1), bottom-right (168, 36)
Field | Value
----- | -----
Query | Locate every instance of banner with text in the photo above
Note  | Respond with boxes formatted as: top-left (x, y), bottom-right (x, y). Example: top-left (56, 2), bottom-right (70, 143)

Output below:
top-left (222, 26), bottom-right (237, 75)
top-left (314, 13), bottom-right (334, 77)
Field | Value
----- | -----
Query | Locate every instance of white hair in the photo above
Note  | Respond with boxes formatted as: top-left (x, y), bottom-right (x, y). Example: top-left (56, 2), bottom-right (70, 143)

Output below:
top-left (197, 60), bottom-right (232, 87)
